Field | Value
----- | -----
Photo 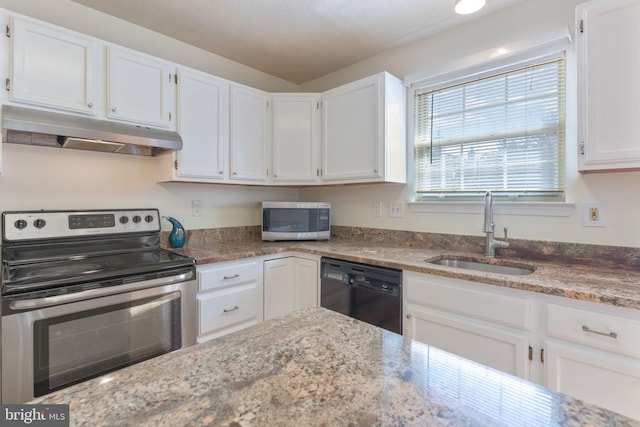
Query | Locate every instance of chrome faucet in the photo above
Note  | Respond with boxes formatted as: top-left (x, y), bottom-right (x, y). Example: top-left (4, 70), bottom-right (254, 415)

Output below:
top-left (483, 191), bottom-right (509, 257)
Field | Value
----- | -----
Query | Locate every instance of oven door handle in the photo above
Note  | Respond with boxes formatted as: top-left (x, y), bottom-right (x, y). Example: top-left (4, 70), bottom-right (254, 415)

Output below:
top-left (9, 270), bottom-right (195, 310)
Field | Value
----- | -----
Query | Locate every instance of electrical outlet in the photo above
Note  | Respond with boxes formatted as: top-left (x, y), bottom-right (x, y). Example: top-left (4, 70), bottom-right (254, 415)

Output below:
top-left (583, 201), bottom-right (605, 227)
top-left (192, 200), bottom-right (203, 217)
top-left (389, 202), bottom-right (404, 218)
top-left (372, 201), bottom-right (382, 217)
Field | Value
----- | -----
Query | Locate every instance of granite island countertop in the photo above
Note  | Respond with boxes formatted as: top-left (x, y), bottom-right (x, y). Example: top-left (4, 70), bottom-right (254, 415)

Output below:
top-left (175, 239), bottom-right (640, 311)
top-left (32, 307), bottom-right (639, 426)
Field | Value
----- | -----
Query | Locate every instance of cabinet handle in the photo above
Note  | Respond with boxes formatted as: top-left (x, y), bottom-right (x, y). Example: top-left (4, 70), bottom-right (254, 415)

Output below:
top-left (405, 314), bottom-right (411, 319)
top-left (223, 274), bottom-right (240, 280)
top-left (582, 325), bottom-right (618, 339)
top-left (111, 107), bottom-right (117, 113)
top-left (223, 305), bottom-right (240, 313)
top-left (219, 171), bottom-right (224, 175)
top-left (88, 102), bottom-right (94, 108)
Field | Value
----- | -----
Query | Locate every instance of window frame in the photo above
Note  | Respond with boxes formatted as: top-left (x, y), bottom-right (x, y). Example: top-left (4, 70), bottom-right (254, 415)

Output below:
top-left (409, 50), bottom-right (568, 204)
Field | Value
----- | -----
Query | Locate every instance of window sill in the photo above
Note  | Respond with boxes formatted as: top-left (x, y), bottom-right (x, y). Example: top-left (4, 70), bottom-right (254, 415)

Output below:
top-left (408, 201), bottom-right (575, 217)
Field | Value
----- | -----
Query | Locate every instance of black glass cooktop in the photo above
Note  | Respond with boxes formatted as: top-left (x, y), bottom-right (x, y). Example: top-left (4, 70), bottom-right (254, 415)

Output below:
top-left (2, 248), bottom-right (194, 296)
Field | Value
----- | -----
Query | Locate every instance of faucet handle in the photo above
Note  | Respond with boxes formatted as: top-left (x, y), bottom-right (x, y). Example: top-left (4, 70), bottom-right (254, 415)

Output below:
top-left (503, 227), bottom-right (508, 240)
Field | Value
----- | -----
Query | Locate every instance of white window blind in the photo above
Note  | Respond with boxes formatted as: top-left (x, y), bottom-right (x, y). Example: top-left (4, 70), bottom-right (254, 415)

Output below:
top-left (414, 56), bottom-right (566, 198)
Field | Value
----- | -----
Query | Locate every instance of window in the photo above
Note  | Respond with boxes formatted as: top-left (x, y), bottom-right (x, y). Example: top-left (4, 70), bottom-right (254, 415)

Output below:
top-left (413, 54), bottom-right (566, 200)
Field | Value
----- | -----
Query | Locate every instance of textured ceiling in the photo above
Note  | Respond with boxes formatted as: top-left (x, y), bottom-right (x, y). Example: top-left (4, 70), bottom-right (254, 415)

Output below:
top-left (70, 0), bottom-right (525, 84)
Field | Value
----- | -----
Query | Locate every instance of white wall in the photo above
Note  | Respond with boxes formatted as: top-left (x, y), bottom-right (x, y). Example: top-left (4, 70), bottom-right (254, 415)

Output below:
top-left (300, 0), bottom-right (640, 248)
top-left (1, 143), bottom-right (298, 230)
top-left (0, 0), bottom-right (299, 232)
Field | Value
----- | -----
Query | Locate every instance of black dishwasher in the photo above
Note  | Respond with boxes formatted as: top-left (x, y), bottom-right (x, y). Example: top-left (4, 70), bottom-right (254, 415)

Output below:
top-left (320, 257), bottom-right (402, 334)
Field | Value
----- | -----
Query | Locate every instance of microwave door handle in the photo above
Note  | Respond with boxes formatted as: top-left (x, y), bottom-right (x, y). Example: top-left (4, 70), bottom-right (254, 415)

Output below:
top-left (9, 270), bottom-right (194, 310)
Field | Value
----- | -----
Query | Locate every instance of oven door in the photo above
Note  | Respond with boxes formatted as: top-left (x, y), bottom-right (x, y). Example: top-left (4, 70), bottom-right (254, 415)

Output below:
top-left (1, 281), bottom-right (194, 404)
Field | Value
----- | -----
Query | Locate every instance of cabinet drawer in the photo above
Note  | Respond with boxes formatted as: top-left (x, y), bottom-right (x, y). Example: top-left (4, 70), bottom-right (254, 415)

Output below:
top-left (198, 283), bottom-right (258, 337)
top-left (405, 272), bottom-right (530, 331)
top-left (546, 303), bottom-right (640, 358)
top-left (198, 261), bottom-right (259, 292)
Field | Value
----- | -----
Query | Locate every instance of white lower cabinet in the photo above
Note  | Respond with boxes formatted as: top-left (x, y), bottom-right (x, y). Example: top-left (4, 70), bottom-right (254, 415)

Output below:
top-left (404, 270), bottom-right (640, 420)
top-left (263, 255), bottom-right (319, 321)
top-left (196, 259), bottom-right (263, 343)
top-left (545, 341), bottom-right (640, 420)
top-left (404, 271), bottom-right (532, 379)
top-left (405, 305), bottom-right (530, 379)
top-left (541, 297), bottom-right (640, 420)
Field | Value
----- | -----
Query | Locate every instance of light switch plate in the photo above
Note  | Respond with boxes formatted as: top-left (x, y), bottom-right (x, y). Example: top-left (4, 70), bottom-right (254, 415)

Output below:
top-left (389, 202), bottom-right (404, 218)
top-left (192, 200), bottom-right (203, 217)
top-left (372, 201), bottom-right (382, 217)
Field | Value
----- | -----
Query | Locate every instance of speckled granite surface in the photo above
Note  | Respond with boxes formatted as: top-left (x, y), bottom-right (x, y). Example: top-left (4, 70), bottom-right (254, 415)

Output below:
top-left (32, 308), bottom-right (639, 426)
top-left (169, 231), bottom-right (640, 312)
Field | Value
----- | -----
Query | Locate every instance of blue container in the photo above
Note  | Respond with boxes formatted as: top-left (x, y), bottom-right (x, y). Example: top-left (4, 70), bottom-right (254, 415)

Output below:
top-left (163, 216), bottom-right (186, 249)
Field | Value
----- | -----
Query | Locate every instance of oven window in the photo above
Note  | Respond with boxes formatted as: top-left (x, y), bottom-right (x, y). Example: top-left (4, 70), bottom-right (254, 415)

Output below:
top-left (33, 292), bottom-right (181, 397)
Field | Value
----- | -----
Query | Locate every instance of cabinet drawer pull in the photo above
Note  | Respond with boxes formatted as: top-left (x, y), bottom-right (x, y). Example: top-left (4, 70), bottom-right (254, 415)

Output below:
top-left (582, 325), bottom-right (618, 339)
top-left (223, 274), bottom-right (240, 280)
top-left (223, 306), bottom-right (240, 313)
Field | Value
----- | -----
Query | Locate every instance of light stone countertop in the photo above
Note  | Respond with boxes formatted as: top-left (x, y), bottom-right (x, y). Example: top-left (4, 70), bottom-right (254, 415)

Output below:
top-left (176, 239), bottom-right (640, 311)
top-left (32, 307), bottom-right (640, 426)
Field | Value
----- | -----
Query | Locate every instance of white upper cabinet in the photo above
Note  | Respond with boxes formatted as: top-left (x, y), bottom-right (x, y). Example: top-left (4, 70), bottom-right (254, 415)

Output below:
top-left (321, 72), bottom-right (406, 184)
top-left (229, 83), bottom-right (269, 183)
top-left (271, 94), bottom-right (321, 184)
top-left (107, 46), bottom-right (176, 129)
top-left (577, 0), bottom-right (640, 172)
top-left (9, 16), bottom-right (98, 115)
top-left (159, 67), bottom-right (229, 182)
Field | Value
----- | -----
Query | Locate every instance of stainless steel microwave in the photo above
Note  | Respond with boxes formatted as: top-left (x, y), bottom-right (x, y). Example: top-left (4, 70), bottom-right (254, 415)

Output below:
top-left (262, 202), bottom-right (331, 241)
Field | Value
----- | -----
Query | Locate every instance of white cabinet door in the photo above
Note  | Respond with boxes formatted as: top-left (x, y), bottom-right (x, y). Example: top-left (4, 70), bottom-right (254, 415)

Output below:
top-left (271, 94), bottom-right (321, 184)
top-left (229, 83), bottom-right (269, 183)
top-left (196, 260), bottom-right (263, 343)
top-left (403, 271), bottom-right (532, 380)
top-left (405, 304), bottom-right (531, 379)
top-left (172, 67), bottom-right (229, 181)
top-left (321, 72), bottom-right (406, 184)
top-left (292, 257), bottom-right (319, 309)
top-left (540, 295), bottom-right (640, 418)
top-left (263, 258), bottom-right (294, 321)
top-left (10, 17), bottom-right (98, 115)
top-left (198, 283), bottom-right (259, 342)
top-left (545, 340), bottom-right (640, 420)
top-left (107, 46), bottom-right (175, 128)
top-left (263, 257), bottom-right (318, 320)
top-left (577, 0), bottom-right (640, 172)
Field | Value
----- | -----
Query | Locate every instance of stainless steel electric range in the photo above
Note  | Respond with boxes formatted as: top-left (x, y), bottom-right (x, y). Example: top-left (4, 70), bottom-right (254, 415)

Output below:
top-left (0, 208), bottom-right (197, 403)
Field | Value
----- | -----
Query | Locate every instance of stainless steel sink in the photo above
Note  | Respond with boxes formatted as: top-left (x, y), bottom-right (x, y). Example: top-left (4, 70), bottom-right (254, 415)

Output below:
top-left (427, 257), bottom-right (535, 276)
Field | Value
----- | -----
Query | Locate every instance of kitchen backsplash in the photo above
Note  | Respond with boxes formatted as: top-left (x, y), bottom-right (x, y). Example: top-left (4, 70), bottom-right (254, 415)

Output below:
top-left (162, 225), bottom-right (640, 270)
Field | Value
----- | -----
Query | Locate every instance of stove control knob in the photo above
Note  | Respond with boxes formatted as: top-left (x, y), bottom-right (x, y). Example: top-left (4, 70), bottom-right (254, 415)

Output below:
top-left (34, 219), bottom-right (46, 229)
top-left (145, 215), bottom-right (154, 223)
top-left (14, 219), bottom-right (28, 230)
top-left (119, 216), bottom-right (129, 224)
top-left (132, 215), bottom-right (142, 223)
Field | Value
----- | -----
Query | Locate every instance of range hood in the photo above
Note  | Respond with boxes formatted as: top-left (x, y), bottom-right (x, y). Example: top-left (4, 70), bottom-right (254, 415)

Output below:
top-left (2, 105), bottom-right (182, 156)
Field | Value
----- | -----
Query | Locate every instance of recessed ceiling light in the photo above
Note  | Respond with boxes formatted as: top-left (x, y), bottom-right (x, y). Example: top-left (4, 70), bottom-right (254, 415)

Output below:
top-left (455, 0), bottom-right (487, 15)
